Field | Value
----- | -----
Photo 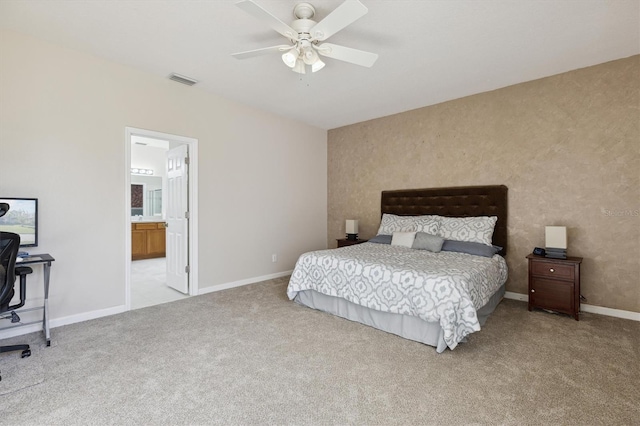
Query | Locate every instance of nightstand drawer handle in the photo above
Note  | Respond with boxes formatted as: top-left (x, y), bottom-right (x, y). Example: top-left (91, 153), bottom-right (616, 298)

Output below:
top-left (531, 289), bottom-right (535, 293)
top-left (549, 268), bottom-right (555, 273)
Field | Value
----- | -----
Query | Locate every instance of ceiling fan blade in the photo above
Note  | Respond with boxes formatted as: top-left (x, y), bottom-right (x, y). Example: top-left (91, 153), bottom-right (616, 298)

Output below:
top-left (231, 45), bottom-right (293, 59)
top-left (235, 0), bottom-right (298, 40)
top-left (316, 43), bottom-right (378, 67)
top-left (310, 0), bottom-right (368, 41)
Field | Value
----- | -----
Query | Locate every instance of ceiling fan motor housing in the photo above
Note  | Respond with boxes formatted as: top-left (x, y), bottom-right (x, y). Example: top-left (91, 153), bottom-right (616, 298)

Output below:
top-left (291, 19), bottom-right (317, 42)
top-left (293, 3), bottom-right (315, 20)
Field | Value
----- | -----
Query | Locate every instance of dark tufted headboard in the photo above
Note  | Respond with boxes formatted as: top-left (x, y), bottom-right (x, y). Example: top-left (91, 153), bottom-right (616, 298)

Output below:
top-left (381, 185), bottom-right (508, 254)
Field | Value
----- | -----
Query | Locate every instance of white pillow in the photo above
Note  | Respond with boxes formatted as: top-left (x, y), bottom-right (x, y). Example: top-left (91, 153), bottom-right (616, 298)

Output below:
top-left (377, 214), bottom-right (441, 235)
top-left (437, 216), bottom-right (497, 246)
top-left (391, 231), bottom-right (417, 248)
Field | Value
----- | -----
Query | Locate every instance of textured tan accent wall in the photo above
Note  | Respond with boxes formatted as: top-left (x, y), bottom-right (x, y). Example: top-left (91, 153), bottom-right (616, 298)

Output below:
top-left (328, 56), bottom-right (639, 313)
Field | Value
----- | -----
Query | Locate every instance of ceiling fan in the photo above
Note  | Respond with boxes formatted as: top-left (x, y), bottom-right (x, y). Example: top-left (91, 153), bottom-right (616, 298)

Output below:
top-left (232, 0), bottom-right (378, 74)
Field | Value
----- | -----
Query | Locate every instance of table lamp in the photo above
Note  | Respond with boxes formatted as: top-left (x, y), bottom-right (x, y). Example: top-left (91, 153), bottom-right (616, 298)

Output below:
top-left (346, 219), bottom-right (359, 241)
top-left (545, 226), bottom-right (567, 259)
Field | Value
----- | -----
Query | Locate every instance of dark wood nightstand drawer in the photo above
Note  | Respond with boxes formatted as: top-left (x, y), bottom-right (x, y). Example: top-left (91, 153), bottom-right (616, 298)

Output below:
top-left (531, 260), bottom-right (574, 281)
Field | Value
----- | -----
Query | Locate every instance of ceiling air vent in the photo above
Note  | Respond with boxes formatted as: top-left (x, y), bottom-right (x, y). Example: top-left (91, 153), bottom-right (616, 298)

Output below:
top-left (169, 73), bottom-right (198, 86)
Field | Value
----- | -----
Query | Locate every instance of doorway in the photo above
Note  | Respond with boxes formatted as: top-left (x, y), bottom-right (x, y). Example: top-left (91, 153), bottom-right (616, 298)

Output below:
top-left (124, 127), bottom-right (199, 311)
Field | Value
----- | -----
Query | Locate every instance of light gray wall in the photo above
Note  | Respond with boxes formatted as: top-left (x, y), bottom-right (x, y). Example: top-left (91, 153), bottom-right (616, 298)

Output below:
top-left (0, 30), bottom-right (327, 325)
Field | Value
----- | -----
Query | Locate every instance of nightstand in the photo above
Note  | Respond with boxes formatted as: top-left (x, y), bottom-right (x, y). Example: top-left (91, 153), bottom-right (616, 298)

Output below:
top-left (336, 239), bottom-right (368, 248)
top-left (526, 254), bottom-right (583, 320)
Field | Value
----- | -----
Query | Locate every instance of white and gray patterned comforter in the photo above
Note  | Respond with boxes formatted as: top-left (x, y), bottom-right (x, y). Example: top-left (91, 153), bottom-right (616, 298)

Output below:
top-left (287, 243), bottom-right (508, 349)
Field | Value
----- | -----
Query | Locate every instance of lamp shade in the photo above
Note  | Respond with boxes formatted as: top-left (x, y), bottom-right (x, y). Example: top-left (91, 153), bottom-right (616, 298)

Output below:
top-left (292, 60), bottom-right (306, 74)
top-left (311, 58), bottom-right (325, 73)
top-left (545, 226), bottom-right (567, 249)
top-left (282, 48), bottom-right (299, 68)
top-left (346, 220), bottom-right (359, 235)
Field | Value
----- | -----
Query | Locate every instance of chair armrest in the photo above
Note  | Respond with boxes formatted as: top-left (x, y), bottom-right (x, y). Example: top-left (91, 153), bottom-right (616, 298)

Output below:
top-left (8, 266), bottom-right (33, 311)
top-left (15, 266), bottom-right (33, 276)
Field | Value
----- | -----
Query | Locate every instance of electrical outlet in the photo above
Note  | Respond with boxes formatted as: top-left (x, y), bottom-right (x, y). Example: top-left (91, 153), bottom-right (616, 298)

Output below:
top-left (272, 254), bottom-right (277, 263)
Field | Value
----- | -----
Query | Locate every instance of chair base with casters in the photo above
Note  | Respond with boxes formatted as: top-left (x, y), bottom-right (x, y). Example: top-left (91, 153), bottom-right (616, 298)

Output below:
top-left (0, 233), bottom-right (34, 382)
top-left (0, 344), bottom-right (31, 358)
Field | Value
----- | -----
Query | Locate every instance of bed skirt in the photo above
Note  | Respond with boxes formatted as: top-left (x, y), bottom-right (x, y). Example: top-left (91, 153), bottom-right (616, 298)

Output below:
top-left (294, 284), bottom-right (506, 353)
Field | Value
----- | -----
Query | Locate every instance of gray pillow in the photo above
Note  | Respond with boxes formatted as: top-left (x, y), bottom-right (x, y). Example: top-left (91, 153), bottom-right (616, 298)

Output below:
top-left (368, 234), bottom-right (392, 244)
top-left (412, 232), bottom-right (444, 252)
top-left (441, 240), bottom-right (501, 258)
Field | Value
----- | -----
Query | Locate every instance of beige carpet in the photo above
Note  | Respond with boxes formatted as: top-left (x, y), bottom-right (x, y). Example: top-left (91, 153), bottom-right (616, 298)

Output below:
top-left (0, 340), bottom-right (45, 396)
top-left (0, 277), bottom-right (638, 425)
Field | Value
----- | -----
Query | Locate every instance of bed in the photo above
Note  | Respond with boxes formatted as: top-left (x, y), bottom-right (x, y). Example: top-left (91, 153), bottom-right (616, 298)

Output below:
top-left (287, 185), bottom-right (509, 352)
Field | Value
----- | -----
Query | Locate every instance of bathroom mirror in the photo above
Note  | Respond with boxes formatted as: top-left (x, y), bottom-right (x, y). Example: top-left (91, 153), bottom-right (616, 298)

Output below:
top-left (131, 175), bottom-right (163, 217)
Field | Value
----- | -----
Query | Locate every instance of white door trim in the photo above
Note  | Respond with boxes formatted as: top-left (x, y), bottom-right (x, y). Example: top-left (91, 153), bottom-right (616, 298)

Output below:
top-left (124, 127), bottom-right (199, 310)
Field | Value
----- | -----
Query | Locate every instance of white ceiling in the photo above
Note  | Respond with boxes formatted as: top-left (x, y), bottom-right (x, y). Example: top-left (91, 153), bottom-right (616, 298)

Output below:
top-left (1, 0), bottom-right (638, 130)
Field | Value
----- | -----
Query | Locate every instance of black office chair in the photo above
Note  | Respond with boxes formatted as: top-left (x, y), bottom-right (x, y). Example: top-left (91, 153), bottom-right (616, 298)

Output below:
top-left (0, 204), bottom-right (33, 381)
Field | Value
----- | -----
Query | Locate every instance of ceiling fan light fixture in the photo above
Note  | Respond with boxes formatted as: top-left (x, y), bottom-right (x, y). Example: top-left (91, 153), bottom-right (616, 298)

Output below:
top-left (291, 60), bottom-right (306, 74)
top-left (281, 47), bottom-right (299, 68)
top-left (312, 58), bottom-right (325, 73)
top-left (302, 47), bottom-right (318, 65)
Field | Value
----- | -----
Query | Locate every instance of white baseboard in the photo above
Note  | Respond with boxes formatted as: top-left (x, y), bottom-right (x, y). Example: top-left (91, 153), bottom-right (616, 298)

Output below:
top-left (504, 291), bottom-right (528, 302)
top-left (0, 304), bottom-right (126, 341)
top-left (1, 271), bottom-right (295, 341)
top-left (503, 292), bottom-right (640, 321)
top-left (49, 304), bottom-right (127, 328)
top-left (580, 304), bottom-right (640, 321)
top-left (198, 270), bottom-right (293, 295)
top-left (0, 323), bottom-right (44, 340)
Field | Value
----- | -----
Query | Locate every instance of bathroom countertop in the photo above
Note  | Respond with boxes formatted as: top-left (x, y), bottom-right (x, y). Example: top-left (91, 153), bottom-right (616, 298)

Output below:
top-left (131, 217), bottom-right (165, 223)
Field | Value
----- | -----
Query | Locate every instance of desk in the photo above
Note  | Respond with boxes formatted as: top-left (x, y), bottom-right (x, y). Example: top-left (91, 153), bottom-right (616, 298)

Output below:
top-left (1, 253), bottom-right (55, 346)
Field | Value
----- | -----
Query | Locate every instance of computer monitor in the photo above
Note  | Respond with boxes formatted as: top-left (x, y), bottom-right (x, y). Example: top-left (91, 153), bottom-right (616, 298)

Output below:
top-left (0, 197), bottom-right (38, 247)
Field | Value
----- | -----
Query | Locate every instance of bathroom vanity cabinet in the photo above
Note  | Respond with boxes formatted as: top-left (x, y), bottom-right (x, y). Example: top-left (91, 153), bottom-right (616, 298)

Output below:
top-left (132, 221), bottom-right (166, 260)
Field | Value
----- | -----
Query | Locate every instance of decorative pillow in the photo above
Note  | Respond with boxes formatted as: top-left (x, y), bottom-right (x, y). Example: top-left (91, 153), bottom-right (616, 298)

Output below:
top-left (368, 234), bottom-right (392, 244)
top-left (437, 216), bottom-right (497, 246)
top-left (377, 214), bottom-right (441, 235)
top-left (377, 214), bottom-right (418, 235)
top-left (412, 215), bottom-right (441, 235)
top-left (412, 232), bottom-right (444, 252)
top-left (441, 240), bottom-right (501, 258)
top-left (391, 231), bottom-right (417, 248)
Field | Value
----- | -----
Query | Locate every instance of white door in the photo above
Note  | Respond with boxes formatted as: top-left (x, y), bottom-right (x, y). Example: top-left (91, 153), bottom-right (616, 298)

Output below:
top-left (166, 144), bottom-right (189, 294)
